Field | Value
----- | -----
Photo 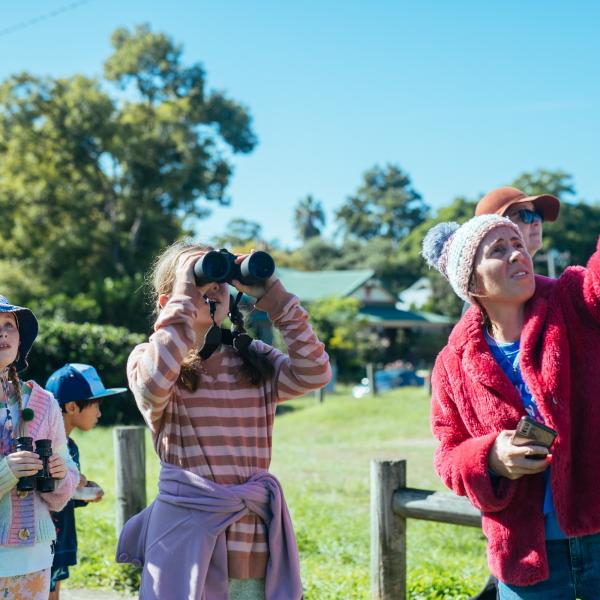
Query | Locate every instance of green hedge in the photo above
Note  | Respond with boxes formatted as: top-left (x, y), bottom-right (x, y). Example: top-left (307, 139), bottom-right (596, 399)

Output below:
top-left (25, 319), bottom-right (147, 425)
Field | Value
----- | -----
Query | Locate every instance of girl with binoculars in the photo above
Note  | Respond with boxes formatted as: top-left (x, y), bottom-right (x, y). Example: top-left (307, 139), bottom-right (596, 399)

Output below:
top-left (119, 240), bottom-right (331, 600)
top-left (0, 297), bottom-right (78, 599)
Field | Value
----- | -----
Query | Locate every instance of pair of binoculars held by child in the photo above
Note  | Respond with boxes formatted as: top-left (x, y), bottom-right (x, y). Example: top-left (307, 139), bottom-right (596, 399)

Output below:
top-left (15, 436), bottom-right (55, 493)
top-left (193, 249), bottom-right (275, 287)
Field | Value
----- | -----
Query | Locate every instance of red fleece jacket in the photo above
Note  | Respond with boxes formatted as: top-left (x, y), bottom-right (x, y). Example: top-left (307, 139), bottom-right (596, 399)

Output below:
top-left (431, 237), bottom-right (600, 586)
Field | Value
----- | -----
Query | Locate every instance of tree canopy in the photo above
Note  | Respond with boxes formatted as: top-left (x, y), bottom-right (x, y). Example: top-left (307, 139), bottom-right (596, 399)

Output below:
top-left (335, 164), bottom-right (429, 242)
top-left (2, 25), bottom-right (599, 341)
top-left (0, 24), bottom-right (256, 330)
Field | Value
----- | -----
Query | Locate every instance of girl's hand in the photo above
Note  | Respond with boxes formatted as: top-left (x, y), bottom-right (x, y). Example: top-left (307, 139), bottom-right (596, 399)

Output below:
top-left (5, 451), bottom-right (42, 479)
top-left (175, 250), bottom-right (210, 298)
top-left (488, 430), bottom-right (550, 480)
top-left (48, 454), bottom-right (67, 480)
top-left (231, 252), bottom-right (279, 300)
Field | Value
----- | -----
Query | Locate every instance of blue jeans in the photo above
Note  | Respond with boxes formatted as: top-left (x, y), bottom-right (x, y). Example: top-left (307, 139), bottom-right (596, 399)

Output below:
top-left (498, 533), bottom-right (600, 599)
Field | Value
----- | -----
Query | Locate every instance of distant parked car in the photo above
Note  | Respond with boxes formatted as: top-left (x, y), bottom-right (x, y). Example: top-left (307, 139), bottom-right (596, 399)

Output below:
top-left (352, 368), bottom-right (424, 398)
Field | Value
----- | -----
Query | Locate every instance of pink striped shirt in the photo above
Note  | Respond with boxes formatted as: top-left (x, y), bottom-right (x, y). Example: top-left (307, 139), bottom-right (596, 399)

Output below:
top-left (127, 280), bottom-right (331, 578)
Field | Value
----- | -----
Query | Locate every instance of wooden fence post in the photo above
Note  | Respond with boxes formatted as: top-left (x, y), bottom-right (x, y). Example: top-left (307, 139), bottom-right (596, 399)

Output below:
top-left (114, 426), bottom-right (146, 536)
top-left (424, 369), bottom-right (432, 396)
top-left (367, 363), bottom-right (378, 397)
top-left (371, 459), bottom-right (406, 600)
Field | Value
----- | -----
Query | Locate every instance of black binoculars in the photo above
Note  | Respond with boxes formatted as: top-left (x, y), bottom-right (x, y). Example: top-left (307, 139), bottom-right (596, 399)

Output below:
top-left (193, 249), bottom-right (275, 287)
top-left (15, 437), bottom-right (55, 493)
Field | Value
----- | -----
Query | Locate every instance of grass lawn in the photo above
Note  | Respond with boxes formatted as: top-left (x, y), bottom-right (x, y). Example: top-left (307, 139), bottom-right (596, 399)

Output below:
top-left (67, 386), bottom-right (488, 599)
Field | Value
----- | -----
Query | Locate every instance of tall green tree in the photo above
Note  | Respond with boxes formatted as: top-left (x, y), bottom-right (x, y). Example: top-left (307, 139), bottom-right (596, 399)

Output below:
top-left (335, 164), bottom-right (429, 243)
top-left (0, 24), bottom-right (256, 330)
top-left (213, 218), bottom-right (264, 249)
top-left (293, 194), bottom-right (326, 241)
top-left (511, 169), bottom-right (575, 199)
top-left (292, 237), bottom-right (343, 271)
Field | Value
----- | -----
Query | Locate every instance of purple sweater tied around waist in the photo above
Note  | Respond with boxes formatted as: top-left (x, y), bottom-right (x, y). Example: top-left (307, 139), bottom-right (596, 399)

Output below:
top-left (116, 462), bottom-right (303, 600)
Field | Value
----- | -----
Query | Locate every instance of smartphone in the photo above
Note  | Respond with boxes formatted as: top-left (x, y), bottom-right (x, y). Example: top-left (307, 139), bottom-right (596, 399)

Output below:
top-left (511, 415), bottom-right (557, 460)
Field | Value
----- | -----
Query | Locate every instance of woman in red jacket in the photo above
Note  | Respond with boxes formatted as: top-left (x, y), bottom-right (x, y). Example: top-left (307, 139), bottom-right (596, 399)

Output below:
top-left (422, 213), bottom-right (600, 599)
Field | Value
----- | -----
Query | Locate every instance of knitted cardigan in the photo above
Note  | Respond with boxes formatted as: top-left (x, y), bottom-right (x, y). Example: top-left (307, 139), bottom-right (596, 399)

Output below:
top-left (431, 236), bottom-right (600, 586)
top-left (0, 381), bottom-right (79, 547)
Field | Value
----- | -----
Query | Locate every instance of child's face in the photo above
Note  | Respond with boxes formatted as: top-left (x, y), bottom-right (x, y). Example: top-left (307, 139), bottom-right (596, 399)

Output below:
top-left (71, 401), bottom-right (101, 431)
top-left (0, 313), bottom-right (19, 370)
top-left (196, 282), bottom-right (231, 327)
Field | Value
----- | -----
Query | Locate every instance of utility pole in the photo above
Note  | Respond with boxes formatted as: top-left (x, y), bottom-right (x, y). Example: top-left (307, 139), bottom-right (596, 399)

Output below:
top-left (547, 248), bottom-right (557, 279)
top-left (535, 248), bottom-right (569, 278)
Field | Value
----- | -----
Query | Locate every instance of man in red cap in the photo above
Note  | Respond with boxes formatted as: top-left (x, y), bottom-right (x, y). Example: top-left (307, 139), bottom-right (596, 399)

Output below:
top-left (475, 186), bottom-right (560, 257)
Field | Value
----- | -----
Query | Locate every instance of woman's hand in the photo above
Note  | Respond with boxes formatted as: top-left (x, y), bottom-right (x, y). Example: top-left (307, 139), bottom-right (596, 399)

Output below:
top-left (488, 430), bottom-right (550, 480)
top-left (48, 454), bottom-right (67, 480)
top-left (5, 451), bottom-right (42, 479)
top-left (231, 252), bottom-right (279, 300)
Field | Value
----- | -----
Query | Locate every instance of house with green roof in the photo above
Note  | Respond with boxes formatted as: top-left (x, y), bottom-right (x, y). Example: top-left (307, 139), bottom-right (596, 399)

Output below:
top-left (276, 267), bottom-right (453, 328)
top-left (248, 267), bottom-right (453, 344)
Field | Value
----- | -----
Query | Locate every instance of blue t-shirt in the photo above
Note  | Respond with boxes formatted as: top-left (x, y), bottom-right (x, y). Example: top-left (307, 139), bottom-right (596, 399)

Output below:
top-left (51, 437), bottom-right (86, 568)
top-left (485, 330), bottom-right (565, 540)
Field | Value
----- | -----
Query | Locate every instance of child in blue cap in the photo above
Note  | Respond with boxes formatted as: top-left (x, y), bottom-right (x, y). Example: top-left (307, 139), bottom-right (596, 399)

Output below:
top-left (45, 363), bottom-right (126, 600)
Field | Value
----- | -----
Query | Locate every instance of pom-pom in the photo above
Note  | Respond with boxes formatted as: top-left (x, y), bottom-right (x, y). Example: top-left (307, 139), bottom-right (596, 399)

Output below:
top-left (21, 408), bottom-right (34, 422)
top-left (421, 222), bottom-right (460, 270)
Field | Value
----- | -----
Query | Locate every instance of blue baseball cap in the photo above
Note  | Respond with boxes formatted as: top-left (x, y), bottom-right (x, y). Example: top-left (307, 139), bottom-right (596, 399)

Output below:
top-left (45, 363), bottom-right (127, 406)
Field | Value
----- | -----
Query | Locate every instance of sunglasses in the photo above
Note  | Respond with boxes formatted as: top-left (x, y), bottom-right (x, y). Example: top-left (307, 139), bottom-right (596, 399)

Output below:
top-left (510, 208), bottom-right (544, 225)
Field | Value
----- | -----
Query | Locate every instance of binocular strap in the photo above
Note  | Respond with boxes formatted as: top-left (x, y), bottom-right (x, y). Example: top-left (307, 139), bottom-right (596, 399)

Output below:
top-left (198, 298), bottom-right (222, 360)
top-left (198, 325), bottom-right (222, 360)
top-left (198, 294), bottom-right (254, 361)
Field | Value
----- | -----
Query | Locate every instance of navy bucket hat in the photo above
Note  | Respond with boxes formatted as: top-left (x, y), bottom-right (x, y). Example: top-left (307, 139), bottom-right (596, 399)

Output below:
top-left (0, 295), bottom-right (39, 373)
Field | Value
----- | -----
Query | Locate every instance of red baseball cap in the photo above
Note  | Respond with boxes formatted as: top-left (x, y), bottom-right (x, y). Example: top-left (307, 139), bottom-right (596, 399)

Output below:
top-left (475, 186), bottom-right (560, 222)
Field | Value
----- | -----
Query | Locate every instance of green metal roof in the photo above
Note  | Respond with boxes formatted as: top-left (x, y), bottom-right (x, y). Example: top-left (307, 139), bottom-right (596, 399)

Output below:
top-left (358, 305), bottom-right (455, 328)
top-left (276, 267), bottom-right (375, 302)
top-left (246, 268), bottom-right (454, 329)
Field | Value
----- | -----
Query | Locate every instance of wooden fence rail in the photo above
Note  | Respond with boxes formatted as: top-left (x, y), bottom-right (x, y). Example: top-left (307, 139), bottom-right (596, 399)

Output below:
top-left (371, 459), bottom-right (482, 599)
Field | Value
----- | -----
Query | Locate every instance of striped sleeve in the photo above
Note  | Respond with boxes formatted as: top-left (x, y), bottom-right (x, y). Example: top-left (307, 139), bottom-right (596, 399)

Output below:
top-left (254, 280), bottom-right (331, 402)
top-left (127, 281), bottom-right (199, 431)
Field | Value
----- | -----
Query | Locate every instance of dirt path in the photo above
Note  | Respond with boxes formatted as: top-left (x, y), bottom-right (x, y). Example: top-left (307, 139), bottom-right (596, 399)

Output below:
top-left (62, 590), bottom-right (136, 599)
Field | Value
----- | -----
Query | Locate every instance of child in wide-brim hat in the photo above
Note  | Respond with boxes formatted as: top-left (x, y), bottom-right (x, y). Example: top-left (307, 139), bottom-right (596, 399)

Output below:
top-left (0, 296), bottom-right (79, 599)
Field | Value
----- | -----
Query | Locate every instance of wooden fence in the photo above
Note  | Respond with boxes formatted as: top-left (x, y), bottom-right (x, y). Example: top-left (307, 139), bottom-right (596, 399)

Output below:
top-left (114, 426), bottom-right (147, 536)
top-left (371, 459), bottom-right (482, 599)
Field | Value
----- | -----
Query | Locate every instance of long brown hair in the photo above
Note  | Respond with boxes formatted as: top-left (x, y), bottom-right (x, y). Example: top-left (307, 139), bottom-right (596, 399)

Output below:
top-left (7, 365), bottom-right (25, 437)
top-left (149, 239), bottom-right (275, 391)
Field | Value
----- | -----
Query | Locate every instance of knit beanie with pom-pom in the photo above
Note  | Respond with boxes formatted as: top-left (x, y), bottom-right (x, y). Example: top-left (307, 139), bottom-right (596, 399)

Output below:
top-left (421, 214), bottom-right (523, 304)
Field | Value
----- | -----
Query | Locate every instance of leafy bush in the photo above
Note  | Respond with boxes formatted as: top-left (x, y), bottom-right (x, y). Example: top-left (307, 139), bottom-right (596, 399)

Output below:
top-left (30, 293), bottom-right (102, 323)
top-left (409, 572), bottom-right (477, 599)
top-left (307, 296), bottom-right (386, 381)
top-left (26, 319), bottom-right (146, 424)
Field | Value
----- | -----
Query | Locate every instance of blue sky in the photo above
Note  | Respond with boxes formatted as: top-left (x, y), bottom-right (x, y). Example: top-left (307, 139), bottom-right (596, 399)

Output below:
top-left (1, 0), bottom-right (599, 247)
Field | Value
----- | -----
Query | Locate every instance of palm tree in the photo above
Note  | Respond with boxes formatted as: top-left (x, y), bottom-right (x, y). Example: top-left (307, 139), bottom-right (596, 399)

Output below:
top-left (293, 195), bottom-right (326, 241)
